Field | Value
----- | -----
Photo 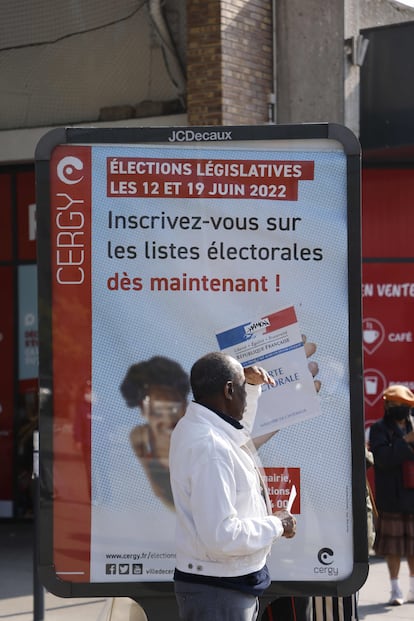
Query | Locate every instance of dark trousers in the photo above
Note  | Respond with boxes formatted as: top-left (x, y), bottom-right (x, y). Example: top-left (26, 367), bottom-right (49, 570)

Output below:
top-left (174, 581), bottom-right (259, 621)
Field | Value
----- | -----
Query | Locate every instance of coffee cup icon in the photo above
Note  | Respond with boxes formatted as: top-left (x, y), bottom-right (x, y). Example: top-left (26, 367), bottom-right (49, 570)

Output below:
top-left (365, 375), bottom-right (378, 395)
top-left (363, 329), bottom-right (379, 344)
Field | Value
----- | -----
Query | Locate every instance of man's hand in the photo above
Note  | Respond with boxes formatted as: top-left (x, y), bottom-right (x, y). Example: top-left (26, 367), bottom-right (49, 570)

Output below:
top-left (274, 509), bottom-right (297, 538)
top-left (244, 366), bottom-right (276, 386)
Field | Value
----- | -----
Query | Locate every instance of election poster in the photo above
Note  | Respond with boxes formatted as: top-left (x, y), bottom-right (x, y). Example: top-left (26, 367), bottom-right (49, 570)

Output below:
top-left (36, 124), bottom-right (366, 599)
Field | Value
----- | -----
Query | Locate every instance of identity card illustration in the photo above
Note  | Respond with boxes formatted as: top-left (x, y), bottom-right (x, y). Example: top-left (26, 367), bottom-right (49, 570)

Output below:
top-left (216, 306), bottom-right (321, 436)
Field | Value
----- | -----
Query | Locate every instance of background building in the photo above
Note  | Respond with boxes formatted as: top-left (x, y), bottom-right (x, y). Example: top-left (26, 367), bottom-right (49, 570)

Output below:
top-left (1, 0), bottom-right (413, 518)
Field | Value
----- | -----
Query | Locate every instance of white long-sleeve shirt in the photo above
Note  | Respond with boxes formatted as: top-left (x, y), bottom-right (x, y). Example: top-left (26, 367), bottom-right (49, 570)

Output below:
top-left (169, 393), bottom-right (284, 578)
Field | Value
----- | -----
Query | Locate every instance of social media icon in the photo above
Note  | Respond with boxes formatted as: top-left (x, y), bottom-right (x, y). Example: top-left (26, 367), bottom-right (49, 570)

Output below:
top-left (105, 564), bottom-right (117, 575)
top-left (132, 564), bottom-right (143, 575)
top-left (119, 564), bottom-right (130, 574)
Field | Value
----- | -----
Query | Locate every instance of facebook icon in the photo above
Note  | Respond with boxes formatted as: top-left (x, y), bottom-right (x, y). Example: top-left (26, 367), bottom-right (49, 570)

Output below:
top-left (105, 564), bottom-right (117, 575)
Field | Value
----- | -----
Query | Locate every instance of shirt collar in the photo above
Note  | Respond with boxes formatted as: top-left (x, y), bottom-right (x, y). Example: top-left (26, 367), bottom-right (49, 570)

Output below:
top-left (194, 401), bottom-right (244, 430)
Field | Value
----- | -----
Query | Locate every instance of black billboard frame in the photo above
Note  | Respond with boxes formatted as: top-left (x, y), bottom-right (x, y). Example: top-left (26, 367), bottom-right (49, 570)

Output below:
top-left (35, 122), bottom-right (366, 611)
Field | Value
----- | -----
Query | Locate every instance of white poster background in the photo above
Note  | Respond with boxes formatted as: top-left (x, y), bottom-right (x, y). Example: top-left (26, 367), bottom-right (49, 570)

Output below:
top-left (89, 141), bottom-right (352, 583)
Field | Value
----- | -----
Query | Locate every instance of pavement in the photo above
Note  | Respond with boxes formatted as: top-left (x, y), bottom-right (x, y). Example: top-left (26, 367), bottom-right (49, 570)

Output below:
top-left (2, 521), bottom-right (414, 620)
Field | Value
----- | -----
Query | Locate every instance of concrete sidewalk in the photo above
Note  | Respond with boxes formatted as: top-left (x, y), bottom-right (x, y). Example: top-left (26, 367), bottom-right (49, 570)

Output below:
top-left (0, 521), bottom-right (108, 621)
top-left (2, 521), bottom-right (414, 620)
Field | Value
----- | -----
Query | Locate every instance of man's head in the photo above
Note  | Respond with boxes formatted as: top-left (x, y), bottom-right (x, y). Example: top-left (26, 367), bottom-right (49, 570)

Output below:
top-left (383, 384), bottom-right (414, 422)
top-left (190, 352), bottom-right (246, 421)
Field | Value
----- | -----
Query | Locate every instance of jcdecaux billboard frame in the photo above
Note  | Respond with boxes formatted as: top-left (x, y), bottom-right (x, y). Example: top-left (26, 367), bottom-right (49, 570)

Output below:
top-left (35, 123), bottom-right (367, 607)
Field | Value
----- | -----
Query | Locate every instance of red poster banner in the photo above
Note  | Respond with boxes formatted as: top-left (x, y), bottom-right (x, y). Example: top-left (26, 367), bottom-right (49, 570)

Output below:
top-left (50, 146), bottom-right (92, 581)
top-left (106, 157), bottom-right (314, 200)
top-left (264, 467), bottom-right (301, 514)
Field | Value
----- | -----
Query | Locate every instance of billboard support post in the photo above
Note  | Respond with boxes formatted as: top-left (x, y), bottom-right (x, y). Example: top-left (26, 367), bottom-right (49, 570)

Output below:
top-left (32, 430), bottom-right (45, 621)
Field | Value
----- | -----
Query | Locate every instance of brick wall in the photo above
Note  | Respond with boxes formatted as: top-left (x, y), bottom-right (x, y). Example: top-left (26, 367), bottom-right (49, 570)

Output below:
top-left (187, 0), bottom-right (272, 126)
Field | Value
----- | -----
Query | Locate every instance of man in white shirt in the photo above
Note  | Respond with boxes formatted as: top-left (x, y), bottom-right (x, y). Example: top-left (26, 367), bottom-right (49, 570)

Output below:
top-left (169, 352), bottom-right (296, 621)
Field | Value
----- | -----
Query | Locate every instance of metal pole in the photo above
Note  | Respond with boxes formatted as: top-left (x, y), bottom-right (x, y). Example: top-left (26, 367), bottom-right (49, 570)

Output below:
top-left (33, 430), bottom-right (45, 621)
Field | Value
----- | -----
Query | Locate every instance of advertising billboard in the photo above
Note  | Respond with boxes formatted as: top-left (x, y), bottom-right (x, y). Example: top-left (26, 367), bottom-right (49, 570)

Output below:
top-left (35, 124), bottom-right (366, 606)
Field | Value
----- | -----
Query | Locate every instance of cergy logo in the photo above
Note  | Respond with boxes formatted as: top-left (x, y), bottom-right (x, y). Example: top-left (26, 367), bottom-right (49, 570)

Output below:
top-left (244, 318), bottom-right (270, 336)
top-left (55, 193), bottom-right (87, 285)
top-left (317, 547), bottom-right (334, 566)
top-left (168, 129), bottom-right (233, 143)
top-left (314, 547), bottom-right (338, 576)
top-left (56, 156), bottom-right (84, 185)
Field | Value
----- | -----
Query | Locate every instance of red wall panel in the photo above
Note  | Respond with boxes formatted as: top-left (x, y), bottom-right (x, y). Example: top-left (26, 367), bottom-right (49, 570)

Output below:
top-left (362, 167), bottom-right (414, 437)
top-left (0, 174), bottom-right (12, 261)
top-left (362, 168), bottom-right (414, 259)
top-left (17, 170), bottom-right (36, 261)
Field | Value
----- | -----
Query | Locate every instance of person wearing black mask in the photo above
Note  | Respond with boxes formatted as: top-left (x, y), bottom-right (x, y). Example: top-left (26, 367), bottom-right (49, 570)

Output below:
top-left (369, 384), bottom-right (414, 606)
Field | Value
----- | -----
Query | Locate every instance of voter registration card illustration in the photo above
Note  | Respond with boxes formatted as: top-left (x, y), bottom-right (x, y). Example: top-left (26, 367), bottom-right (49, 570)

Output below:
top-left (216, 306), bottom-right (321, 436)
